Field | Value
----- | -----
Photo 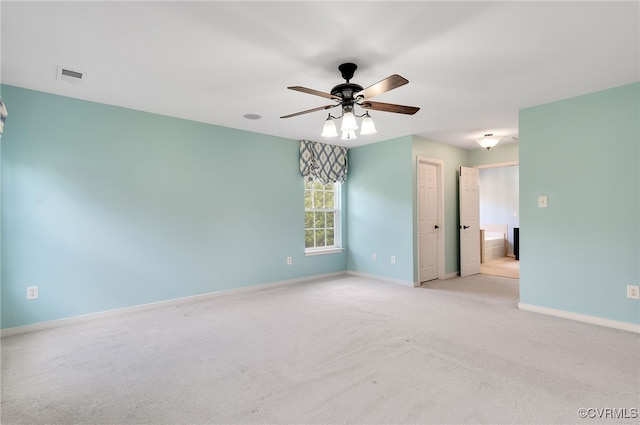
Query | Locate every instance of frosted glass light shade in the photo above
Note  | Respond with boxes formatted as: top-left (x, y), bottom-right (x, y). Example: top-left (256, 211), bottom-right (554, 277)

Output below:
top-left (359, 114), bottom-right (377, 135)
top-left (476, 133), bottom-right (501, 150)
top-left (341, 130), bottom-right (357, 140)
top-left (340, 112), bottom-right (358, 131)
top-left (321, 118), bottom-right (338, 137)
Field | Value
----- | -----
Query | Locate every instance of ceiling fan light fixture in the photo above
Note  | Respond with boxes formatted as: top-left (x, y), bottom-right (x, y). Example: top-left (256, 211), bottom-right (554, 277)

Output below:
top-left (321, 116), bottom-right (338, 138)
top-left (359, 112), bottom-right (377, 135)
top-left (340, 111), bottom-right (358, 131)
top-left (341, 129), bottom-right (357, 140)
top-left (476, 133), bottom-right (501, 150)
top-left (282, 63), bottom-right (419, 141)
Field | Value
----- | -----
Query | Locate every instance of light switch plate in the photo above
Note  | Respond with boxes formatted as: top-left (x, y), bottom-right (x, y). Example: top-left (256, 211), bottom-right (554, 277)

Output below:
top-left (538, 195), bottom-right (548, 208)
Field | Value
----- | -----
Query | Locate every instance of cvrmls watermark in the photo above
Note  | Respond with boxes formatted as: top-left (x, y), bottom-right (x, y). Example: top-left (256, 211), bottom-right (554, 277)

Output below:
top-left (577, 408), bottom-right (638, 419)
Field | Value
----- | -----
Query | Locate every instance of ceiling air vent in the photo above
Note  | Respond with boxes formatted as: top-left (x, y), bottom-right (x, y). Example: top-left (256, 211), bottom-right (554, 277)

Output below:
top-left (57, 66), bottom-right (85, 85)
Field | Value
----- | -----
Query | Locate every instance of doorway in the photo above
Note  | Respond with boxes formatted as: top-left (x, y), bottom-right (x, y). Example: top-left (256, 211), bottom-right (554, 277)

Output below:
top-left (417, 157), bottom-right (445, 283)
top-left (477, 162), bottom-right (519, 279)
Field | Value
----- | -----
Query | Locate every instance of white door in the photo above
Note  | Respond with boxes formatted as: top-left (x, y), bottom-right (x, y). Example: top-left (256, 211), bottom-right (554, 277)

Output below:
top-left (419, 162), bottom-right (439, 282)
top-left (459, 166), bottom-right (481, 277)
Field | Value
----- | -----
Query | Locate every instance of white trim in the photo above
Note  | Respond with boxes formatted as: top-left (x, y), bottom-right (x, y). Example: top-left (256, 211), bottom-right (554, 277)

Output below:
top-left (518, 303), bottom-right (640, 334)
top-left (0, 272), bottom-right (347, 338)
top-left (347, 270), bottom-right (418, 288)
top-left (474, 160), bottom-right (519, 169)
top-left (304, 248), bottom-right (344, 256)
top-left (416, 156), bottom-right (446, 281)
top-left (423, 272), bottom-right (459, 284)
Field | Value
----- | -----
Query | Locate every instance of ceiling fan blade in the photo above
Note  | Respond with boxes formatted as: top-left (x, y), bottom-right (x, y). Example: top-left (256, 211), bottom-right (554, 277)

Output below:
top-left (288, 86), bottom-right (342, 100)
top-left (356, 74), bottom-right (409, 100)
top-left (280, 104), bottom-right (339, 119)
top-left (360, 101), bottom-right (420, 115)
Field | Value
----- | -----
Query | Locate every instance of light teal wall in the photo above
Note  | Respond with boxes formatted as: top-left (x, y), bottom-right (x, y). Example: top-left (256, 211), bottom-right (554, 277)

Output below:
top-left (1, 85), bottom-right (346, 329)
top-left (9, 81), bottom-right (635, 329)
top-left (519, 82), bottom-right (640, 325)
top-left (346, 137), bottom-right (415, 284)
top-left (412, 136), bottom-right (469, 277)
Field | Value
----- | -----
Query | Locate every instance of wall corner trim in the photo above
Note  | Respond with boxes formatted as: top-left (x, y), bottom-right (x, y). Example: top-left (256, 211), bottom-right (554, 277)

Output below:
top-left (518, 303), bottom-right (640, 334)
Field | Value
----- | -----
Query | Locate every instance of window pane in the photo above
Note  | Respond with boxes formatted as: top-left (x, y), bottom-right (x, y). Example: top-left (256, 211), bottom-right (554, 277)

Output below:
top-left (305, 230), bottom-right (315, 248)
top-left (314, 191), bottom-right (325, 208)
top-left (315, 230), bottom-right (326, 247)
top-left (326, 230), bottom-right (334, 246)
top-left (304, 190), bottom-right (312, 208)
top-left (315, 212), bottom-right (325, 228)
top-left (326, 212), bottom-right (334, 228)
top-left (305, 212), bottom-right (314, 229)
top-left (325, 190), bottom-right (334, 208)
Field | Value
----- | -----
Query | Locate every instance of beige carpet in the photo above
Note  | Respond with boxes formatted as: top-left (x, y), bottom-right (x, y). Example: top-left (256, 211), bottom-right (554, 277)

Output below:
top-left (481, 256), bottom-right (520, 279)
top-left (2, 274), bottom-right (638, 424)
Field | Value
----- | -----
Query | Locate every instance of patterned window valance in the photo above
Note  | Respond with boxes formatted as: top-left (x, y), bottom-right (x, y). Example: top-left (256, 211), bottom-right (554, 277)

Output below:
top-left (299, 140), bottom-right (348, 184)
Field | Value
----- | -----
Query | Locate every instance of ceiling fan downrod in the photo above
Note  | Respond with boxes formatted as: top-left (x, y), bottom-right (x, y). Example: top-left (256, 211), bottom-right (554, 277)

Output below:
top-left (338, 63), bottom-right (358, 82)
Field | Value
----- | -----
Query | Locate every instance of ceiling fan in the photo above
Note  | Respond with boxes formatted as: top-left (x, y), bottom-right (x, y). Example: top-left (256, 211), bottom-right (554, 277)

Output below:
top-left (281, 63), bottom-right (420, 139)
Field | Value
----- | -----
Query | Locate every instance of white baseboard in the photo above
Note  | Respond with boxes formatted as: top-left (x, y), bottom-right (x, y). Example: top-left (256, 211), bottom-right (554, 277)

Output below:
top-left (518, 303), bottom-right (640, 334)
top-left (346, 270), bottom-right (418, 287)
top-left (0, 271), bottom-right (347, 338)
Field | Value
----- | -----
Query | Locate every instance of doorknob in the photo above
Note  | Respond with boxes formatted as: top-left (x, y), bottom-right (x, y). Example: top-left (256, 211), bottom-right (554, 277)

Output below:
top-left (434, 225), bottom-right (439, 229)
top-left (462, 225), bottom-right (470, 229)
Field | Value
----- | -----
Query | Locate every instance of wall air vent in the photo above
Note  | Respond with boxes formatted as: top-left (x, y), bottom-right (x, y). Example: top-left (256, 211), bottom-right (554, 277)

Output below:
top-left (57, 66), bottom-right (85, 85)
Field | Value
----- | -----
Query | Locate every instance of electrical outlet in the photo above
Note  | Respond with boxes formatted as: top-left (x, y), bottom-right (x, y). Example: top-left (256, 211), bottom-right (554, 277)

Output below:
top-left (391, 256), bottom-right (396, 264)
top-left (627, 285), bottom-right (639, 299)
top-left (27, 286), bottom-right (39, 300)
top-left (286, 256), bottom-right (292, 266)
top-left (372, 253), bottom-right (377, 262)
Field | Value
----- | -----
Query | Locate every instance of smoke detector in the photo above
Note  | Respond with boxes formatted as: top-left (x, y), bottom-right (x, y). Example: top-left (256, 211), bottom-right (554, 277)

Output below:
top-left (57, 66), bottom-right (85, 85)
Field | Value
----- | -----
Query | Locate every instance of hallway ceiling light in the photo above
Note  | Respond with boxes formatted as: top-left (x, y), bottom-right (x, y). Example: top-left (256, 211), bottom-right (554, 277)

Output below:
top-left (476, 133), bottom-right (502, 150)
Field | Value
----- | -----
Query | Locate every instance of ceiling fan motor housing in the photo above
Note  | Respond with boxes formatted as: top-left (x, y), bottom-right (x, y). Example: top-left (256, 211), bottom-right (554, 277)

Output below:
top-left (331, 83), bottom-right (364, 103)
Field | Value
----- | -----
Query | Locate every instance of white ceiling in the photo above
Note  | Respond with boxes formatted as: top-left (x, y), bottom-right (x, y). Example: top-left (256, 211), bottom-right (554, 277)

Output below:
top-left (2, 1), bottom-right (638, 149)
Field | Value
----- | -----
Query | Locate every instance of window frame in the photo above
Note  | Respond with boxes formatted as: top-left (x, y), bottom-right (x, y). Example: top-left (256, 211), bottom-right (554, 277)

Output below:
top-left (304, 180), bottom-right (342, 256)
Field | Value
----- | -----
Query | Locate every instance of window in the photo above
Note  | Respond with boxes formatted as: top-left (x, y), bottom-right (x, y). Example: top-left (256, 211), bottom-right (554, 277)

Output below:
top-left (304, 180), bottom-right (341, 254)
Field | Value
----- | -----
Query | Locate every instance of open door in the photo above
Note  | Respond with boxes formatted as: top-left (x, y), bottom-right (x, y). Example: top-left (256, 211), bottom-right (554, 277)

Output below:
top-left (459, 166), bottom-right (481, 277)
